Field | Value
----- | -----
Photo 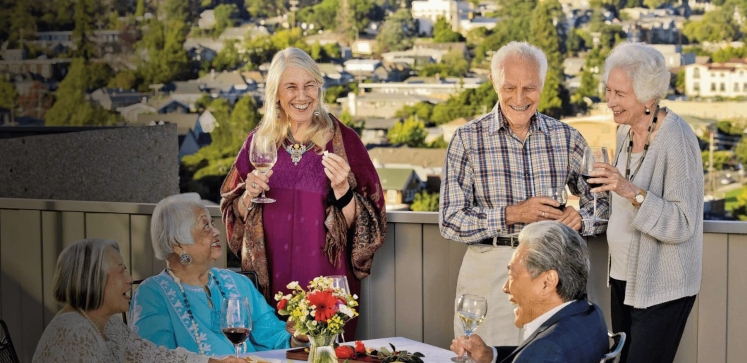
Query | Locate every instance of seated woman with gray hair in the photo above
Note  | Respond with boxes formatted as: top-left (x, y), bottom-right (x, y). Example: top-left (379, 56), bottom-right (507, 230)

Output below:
top-left (129, 193), bottom-right (307, 357)
top-left (33, 238), bottom-right (243, 363)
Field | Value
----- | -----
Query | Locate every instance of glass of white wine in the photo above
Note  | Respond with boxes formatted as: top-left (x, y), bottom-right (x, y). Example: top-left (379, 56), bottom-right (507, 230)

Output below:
top-left (249, 134), bottom-right (277, 204)
top-left (453, 294), bottom-right (488, 363)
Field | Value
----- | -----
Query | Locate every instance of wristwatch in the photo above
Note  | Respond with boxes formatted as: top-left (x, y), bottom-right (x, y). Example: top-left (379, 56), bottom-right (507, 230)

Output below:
top-left (633, 189), bottom-right (646, 208)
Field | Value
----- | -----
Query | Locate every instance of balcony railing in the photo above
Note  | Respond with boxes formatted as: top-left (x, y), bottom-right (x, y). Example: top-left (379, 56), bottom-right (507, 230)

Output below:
top-left (1, 198), bottom-right (746, 362)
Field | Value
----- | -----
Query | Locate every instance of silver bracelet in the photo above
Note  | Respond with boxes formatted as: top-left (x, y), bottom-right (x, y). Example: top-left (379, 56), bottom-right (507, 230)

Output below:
top-left (238, 194), bottom-right (254, 211)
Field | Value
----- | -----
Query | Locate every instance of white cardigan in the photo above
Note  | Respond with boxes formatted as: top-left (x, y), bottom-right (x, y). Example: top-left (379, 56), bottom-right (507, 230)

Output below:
top-left (613, 109), bottom-right (703, 309)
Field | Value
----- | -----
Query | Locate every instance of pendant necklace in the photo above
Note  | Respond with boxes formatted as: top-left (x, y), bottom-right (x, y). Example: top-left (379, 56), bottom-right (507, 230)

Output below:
top-left (285, 132), bottom-right (315, 166)
top-left (613, 105), bottom-right (660, 181)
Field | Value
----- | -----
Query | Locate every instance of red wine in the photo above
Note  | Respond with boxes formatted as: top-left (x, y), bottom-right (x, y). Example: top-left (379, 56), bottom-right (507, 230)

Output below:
top-left (222, 327), bottom-right (250, 345)
top-left (555, 203), bottom-right (566, 211)
top-left (581, 174), bottom-right (603, 189)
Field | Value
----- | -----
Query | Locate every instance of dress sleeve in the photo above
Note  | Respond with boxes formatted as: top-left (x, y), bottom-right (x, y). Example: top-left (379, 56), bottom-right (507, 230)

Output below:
top-left (32, 317), bottom-right (104, 363)
top-left (129, 280), bottom-right (180, 349)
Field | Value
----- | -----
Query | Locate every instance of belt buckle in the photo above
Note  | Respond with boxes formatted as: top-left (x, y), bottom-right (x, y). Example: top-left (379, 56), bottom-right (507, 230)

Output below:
top-left (510, 235), bottom-right (518, 248)
top-left (492, 237), bottom-right (499, 248)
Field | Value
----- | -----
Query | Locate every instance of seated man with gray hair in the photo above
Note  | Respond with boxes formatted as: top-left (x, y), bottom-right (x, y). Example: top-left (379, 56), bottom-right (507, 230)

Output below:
top-left (450, 221), bottom-right (608, 363)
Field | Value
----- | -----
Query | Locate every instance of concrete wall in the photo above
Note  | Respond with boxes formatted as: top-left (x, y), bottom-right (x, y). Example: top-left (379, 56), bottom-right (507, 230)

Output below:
top-left (660, 100), bottom-right (747, 120)
top-left (0, 125), bottom-right (179, 203)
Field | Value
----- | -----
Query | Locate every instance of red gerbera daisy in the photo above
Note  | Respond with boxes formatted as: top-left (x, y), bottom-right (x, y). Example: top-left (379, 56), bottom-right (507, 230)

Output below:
top-left (307, 290), bottom-right (338, 322)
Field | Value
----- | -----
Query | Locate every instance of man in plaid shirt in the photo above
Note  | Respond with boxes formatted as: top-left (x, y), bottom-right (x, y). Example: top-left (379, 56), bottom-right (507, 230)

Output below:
top-left (439, 41), bottom-right (609, 347)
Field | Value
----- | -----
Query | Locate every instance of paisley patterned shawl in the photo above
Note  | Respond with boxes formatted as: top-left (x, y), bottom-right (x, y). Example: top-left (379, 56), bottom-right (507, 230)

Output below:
top-left (219, 116), bottom-right (387, 298)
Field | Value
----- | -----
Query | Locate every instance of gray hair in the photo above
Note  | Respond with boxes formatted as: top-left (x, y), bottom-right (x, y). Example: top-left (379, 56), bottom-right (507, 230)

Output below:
top-left (603, 42), bottom-right (670, 104)
top-left (490, 41), bottom-right (548, 88)
top-left (53, 238), bottom-right (120, 311)
top-left (151, 193), bottom-right (208, 260)
top-left (518, 221), bottom-right (590, 302)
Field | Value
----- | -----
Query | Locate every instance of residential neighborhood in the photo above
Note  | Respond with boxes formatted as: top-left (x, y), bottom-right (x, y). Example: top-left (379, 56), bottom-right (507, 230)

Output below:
top-left (1, 0), bottom-right (746, 217)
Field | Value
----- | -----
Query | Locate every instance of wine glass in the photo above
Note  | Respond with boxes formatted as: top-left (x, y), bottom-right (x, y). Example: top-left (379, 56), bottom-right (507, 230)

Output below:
top-left (581, 146), bottom-right (609, 224)
top-left (221, 297), bottom-right (252, 358)
top-left (249, 134), bottom-right (278, 203)
top-left (541, 186), bottom-right (568, 211)
top-left (452, 294), bottom-right (488, 363)
top-left (328, 275), bottom-right (351, 342)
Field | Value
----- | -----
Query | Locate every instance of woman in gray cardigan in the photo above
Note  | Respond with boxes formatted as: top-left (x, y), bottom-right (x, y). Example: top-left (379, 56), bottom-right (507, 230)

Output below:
top-left (588, 42), bottom-right (703, 363)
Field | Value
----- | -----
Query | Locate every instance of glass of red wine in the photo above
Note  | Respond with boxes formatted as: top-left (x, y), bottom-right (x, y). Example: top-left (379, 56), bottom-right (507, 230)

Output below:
top-left (542, 186), bottom-right (568, 211)
top-left (222, 297), bottom-right (252, 358)
top-left (581, 146), bottom-right (609, 224)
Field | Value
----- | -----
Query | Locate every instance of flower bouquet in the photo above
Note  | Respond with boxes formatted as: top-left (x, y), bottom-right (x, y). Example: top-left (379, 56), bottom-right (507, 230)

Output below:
top-left (275, 277), bottom-right (359, 363)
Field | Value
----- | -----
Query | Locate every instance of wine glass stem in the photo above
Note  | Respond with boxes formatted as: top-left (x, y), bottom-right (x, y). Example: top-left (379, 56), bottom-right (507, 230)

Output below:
top-left (235, 344), bottom-right (240, 358)
top-left (592, 193), bottom-right (598, 223)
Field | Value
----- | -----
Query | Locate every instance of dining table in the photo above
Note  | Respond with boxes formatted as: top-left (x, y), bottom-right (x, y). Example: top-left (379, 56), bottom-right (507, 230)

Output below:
top-left (247, 336), bottom-right (458, 363)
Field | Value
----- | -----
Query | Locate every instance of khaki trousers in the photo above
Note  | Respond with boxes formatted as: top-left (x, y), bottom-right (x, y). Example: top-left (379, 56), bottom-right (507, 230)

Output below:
top-left (454, 245), bottom-right (522, 346)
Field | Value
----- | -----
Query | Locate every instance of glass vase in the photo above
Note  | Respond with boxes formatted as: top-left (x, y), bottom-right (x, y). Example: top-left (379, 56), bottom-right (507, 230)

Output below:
top-left (307, 334), bottom-right (337, 363)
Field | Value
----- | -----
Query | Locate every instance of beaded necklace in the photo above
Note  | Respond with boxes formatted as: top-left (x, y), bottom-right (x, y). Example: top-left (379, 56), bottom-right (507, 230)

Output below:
top-left (613, 105), bottom-right (660, 182)
top-left (285, 132), bottom-right (315, 166)
top-left (165, 268), bottom-right (227, 355)
top-left (79, 309), bottom-right (106, 340)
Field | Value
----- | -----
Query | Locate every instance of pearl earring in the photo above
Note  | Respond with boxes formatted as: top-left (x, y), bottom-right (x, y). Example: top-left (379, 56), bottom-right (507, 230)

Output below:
top-left (313, 111), bottom-right (320, 116)
top-left (645, 108), bottom-right (651, 115)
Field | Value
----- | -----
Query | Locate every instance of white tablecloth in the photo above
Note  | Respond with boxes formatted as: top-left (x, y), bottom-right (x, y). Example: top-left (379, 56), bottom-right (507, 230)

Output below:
top-left (249, 336), bottom-right (457, 362)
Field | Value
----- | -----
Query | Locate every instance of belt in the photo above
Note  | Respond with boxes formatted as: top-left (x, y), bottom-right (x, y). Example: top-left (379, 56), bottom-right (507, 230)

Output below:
top-left (476, 236), bottom-right (519, 248)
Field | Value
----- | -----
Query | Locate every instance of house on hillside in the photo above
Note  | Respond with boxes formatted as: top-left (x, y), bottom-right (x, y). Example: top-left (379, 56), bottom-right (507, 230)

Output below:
top-left (683, 59), bottom-right (747, 99)
top-left (198, 70), bottom-right (255, 104)
top-left (134, 111), bottom-right (216, 160)
top-left (160, 82), bottom-right (207, 110)
top-left (370, 146), bottom-right (446, 189)
top-left (360, 118), bottom-right (399, 145)
top-left (317, 63), bottom-right (353, 87)
top-left (376, 167), bottom-right (423, 210)
top-left (89, 88), bottom-right (149, 110)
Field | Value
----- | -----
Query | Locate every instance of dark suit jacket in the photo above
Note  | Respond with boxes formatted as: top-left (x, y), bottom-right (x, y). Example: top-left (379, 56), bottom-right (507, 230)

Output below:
top-left (495, 299), bottom-right (608, 363)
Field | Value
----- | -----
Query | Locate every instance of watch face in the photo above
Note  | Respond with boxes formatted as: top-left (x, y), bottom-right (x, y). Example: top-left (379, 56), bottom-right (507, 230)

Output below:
top-left (635, 194), bottom-right (645, 203)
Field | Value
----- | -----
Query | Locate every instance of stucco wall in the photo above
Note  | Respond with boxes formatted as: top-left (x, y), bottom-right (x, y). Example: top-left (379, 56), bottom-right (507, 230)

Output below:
top-left (0, 124), bottom-right (178, 203)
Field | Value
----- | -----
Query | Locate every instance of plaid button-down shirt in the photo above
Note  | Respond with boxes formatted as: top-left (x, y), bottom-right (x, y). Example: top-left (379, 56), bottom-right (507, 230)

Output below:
top-left (439, 104), bottom-right (609, 242)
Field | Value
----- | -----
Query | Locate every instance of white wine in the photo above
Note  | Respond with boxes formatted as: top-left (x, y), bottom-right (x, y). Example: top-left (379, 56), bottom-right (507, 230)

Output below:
top-left (457, 310), bottom-right (485, 334)
top-left (253, 162), bottom-right (275, 174)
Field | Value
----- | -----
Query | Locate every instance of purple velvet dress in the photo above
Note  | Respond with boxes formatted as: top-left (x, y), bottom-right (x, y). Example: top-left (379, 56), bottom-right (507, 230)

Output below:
top-left (233, 134), bottom-right (360, 338)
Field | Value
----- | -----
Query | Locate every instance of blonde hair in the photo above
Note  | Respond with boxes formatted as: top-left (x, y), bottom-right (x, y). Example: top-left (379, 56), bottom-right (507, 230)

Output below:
top-left (258, 47), bottom-right (334, 149)
top-left (53, 238), bottom-right (120, 311)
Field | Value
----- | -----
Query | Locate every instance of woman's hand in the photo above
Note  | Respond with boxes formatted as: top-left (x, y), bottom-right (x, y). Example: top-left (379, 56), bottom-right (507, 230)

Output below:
top-left (243, 170), bottom-right (274, 201)
top-left (590, 161), bottom-right (638, 200)
top-left (322, 152), bottom-right (351, 198)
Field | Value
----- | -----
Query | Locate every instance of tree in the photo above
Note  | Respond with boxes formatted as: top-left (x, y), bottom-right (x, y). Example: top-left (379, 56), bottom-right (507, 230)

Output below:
top-left (529, 0), bottom-right (567, 118)
top-left (72, 0), bottom-right (96, 60)
top-left (137, 19), bottom-right (191, 87)
top-left (213, 39), bottom-right (244, 71)
top-left (376, 8), bottom-right (417, 52)
top-left (213, 3), bottom-right (238, 36)
top-left (135, 0), bottom-right (146, 17)
top-left (410, 191), bottom-right (439, 211)
top-left (46, 58), bottom-right (123, 126)
top-left (683, 8), bottom-right (739, 43)
top-left (735, 137), bottom-right (747, 166)
top-left (431, 82), bottom-right (498, 125)
top-left (427, 136), bottom-right (448, 149)
top-left (387, 116), bottom-right (427, 147)
top-left (712, 46), bottom-right (747, 63)
top-left (245, 0), bottom-right (284, 18)
top-left (0, 77), bottom-right (18, 111)
top-left (433, 16), bottom-right (463, 42)
top-left (9, 1), bottom-right (36, 48)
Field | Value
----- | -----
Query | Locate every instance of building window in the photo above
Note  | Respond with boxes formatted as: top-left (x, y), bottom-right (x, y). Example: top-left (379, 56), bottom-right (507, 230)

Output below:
top-left (744, 83), bottom-right (747, 92)
top-left (693, 82), bottom-right (700, 91)
top-left (693, 68), bottom-right (700, 79)
top-left (711, 83), bottom-right (716, 91)
top-left (721, 73), bottom-right (725, 78)
top-left (387, 189), bottom-right (397, 203)
top-left (720, 83), bottom-right (726, 91)
top-left (736, 83), bottom-right (740, 92)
